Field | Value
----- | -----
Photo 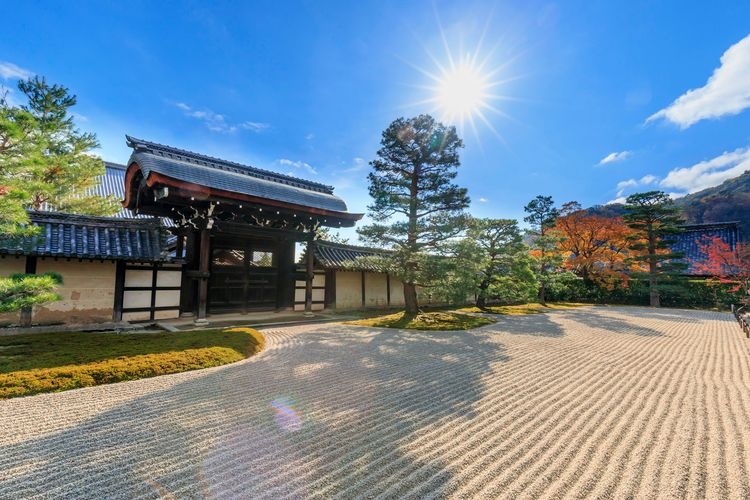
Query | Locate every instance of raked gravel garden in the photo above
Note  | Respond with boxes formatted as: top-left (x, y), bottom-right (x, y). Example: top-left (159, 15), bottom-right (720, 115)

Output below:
top-left (1, 305), bottom-right (750, 498)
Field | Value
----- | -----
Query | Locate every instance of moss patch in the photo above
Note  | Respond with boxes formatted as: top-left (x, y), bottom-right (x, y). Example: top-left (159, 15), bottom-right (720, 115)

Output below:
top-left (0, 327), bottom-right (264, 399)
top-left (457, 302), bottom-right (588, 315)
top-left (346, 311), bottom-right (494, 331)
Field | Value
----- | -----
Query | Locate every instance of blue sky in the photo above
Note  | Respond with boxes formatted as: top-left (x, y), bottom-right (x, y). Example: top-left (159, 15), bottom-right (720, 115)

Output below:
top-left (3, 1), bottom-right (750, 241)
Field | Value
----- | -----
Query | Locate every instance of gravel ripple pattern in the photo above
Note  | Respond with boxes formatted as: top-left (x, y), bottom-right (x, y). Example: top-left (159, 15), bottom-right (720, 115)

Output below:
top-left (1, 306), bottom-right (749, 499)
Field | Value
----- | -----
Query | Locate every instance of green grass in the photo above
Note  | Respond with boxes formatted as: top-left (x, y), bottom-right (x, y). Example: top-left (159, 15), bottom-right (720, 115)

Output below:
top-left (457, 302), bottom-right (588, 315)
top-left (0, 327), bottom-right (264, 399)
top-left (346, 311), bottom-right (494, 331)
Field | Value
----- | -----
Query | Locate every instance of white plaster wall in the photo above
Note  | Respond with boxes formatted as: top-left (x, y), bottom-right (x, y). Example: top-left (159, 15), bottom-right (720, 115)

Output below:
top-left (34, 259), bottom-right (116, 323)
top-left (389, 275), bottom-right (405, 306)
top-left (364, 272), bottom-right (389, 307)
top-left (0, 256), bottom-right (25, 276)
top-left (335, 271), bottom-right (363, 309)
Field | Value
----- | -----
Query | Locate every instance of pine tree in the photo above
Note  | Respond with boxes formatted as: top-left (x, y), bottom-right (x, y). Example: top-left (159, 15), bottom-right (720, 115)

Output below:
top-left (15, 76), bottom-right (118, 215)
top-left (0, 76), bottom-right (118, 323)
top-left (524, 195), bottom-right (561, 304)
top-left (622, 191), bottom-right (686, 307)
top-left (468, 218), bottom-right (535, 308)
top-left (358, 114), bottom-right (470, 314)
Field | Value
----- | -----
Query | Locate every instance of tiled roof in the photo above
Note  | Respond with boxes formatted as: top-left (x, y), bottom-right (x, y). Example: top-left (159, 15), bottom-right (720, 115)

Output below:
top-left (126, 135), bottom-right (351, 213)
top-left (672, 222), bottom-right (741, 275)
top-left (0, 211), bottom-right (170, 261)
top-left (311, 240), bottom-right (389, 271)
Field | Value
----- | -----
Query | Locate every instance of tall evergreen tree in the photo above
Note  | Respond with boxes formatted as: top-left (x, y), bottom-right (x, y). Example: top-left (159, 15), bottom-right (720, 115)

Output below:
top-left (0, 76), bottom-right (118, 324)
top-left (622, 191), bottom-right (686, 307)
top-left (468, 218), bottom-right (535, 308)
top-left (17, 77), bottom-right (118, 214)
top-left (358, 114), bottom-right (470, 313)
top-left (524, 195), bottom-right (561, 304)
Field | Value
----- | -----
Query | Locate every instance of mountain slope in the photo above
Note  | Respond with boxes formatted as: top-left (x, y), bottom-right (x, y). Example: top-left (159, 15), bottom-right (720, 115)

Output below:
top-left (674, 170), bottom-right (750, 235)
top-left (587, 170), bottom-right (750, 237)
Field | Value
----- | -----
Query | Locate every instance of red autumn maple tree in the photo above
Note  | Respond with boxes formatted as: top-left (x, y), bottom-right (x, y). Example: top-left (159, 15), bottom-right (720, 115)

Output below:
top-left (694, 235), bottom-right (750, 300)
top-left (553, 202), bottom-right (637, 289)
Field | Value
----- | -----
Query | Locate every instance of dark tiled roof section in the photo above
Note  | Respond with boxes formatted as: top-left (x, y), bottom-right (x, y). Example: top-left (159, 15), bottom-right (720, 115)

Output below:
top-left (0, 211), bottom-right (170, 262)
top-left (126, 135), bottom-right (350, 213)
top-left (671, 222), bottom-right (741, 275)
top-left (312, 240), bottom-right (389, 271)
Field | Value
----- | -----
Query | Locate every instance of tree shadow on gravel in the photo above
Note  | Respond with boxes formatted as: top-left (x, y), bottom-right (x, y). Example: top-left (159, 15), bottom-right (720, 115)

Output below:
top-left (0, 324), bottom-right (508, 498)
top-left (565, 308), bottom-right (664, 337)
top-left (485, 313), bottom-right (566, 338)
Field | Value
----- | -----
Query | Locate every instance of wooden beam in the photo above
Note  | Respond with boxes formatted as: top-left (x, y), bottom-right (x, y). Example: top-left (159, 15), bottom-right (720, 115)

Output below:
top-left (150, 264), bottom-right (159, 321)
top-left (196, 227), bottom-right (210, 324)
top-left (324, 269), bottom-right (336, 309)
top-left (113, 260), bottom-right (126, 322)
top-left (304, 236), bottom-right (315, 314)
top-left (179, 230), bottom-right (197, 317)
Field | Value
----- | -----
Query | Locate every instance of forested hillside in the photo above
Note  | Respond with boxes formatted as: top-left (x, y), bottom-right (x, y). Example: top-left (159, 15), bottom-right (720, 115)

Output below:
top-left (588, 170), bottom-right (750, 238)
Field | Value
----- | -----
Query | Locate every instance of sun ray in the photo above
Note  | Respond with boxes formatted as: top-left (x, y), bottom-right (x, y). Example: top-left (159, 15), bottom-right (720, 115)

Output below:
top-left (401, 11), bottom-right (526, 146)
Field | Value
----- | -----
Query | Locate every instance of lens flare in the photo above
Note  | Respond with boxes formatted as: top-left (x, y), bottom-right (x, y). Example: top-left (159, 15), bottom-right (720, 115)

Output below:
top-left (271, 396), bottom-right (303, 432)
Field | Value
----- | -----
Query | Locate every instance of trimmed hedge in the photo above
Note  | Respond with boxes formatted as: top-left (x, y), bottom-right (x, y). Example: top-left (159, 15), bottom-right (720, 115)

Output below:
top-left (546, 277), bottom-right (741, 310)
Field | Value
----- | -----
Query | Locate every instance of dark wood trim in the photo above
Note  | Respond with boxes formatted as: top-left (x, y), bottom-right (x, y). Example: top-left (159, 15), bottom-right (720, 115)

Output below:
top-left (149, 264), bottom-right (159, 321)
top-left (175, 233), bottom-right (184, 260)
top-left (295, 286), bottom-right (326, 290)
top-left (113, 260), bottom-right (126, 322)
top-left (304, 237), bottom-right (315, 313)
top-left (179, 229), bottom-right (197, 316)
top-left (324, 269), bottom-right (336, 308)
top-left (197, 227), bottom-right (210, 321)
top-left (361, 271), bottom-right (366, 308)
top-left (122, 306), bottom-right (181, 313)
top-left (25, 256), bottom-right (37, 274)
top-left (124, 286), bottom-right (181, 291)
top-left (124, 264), bottom-right (180, 271)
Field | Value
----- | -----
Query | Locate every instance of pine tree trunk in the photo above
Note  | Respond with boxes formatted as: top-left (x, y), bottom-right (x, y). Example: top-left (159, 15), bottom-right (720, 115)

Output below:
top-left (404, 282), bottom-right (418, 314)
top-left (539, 283), bottom-right (546, 305)
top-left (476, 294), bottom-right (487, 309)
top-left (648, 232), bottom-right (660, 307)
top-left (476, 278), bottom-right (490, 309)
top-left (649, 274), bottom-right (660, 307)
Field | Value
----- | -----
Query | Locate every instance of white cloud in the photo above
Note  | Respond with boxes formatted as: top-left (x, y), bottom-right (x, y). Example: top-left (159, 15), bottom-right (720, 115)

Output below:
top-left (0, 61), bottom-right (32, 80)
top-left (173, 102), bottom-right (269, 133)
top-left (639, 174), bottom-right (658, 185)
top-left (342, 157), bottom-right (368, 173)
top-left (240, 121), bottom-right (269, 132)
top-left (598, 150), bottom-right (632, 165)
top-left (278, 158), bottom-right (317, 175)
top-left (647, 34), bottom-right (750, 128)
top-left (606, 196), bottom-right (627, 205)
top-left (608, 147), bottom-right (750, 204)
top-left (660, 147), bottom-right (750, 194)
top-left (613, 174), bottom-right (661, 199)
top-left (305, 133), bottom-right (315, 140)
top-left (478, 197), bottom-right (488, 203)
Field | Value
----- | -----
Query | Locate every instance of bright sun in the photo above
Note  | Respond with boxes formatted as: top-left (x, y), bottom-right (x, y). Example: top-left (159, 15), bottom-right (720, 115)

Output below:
top-left (411, 45), bottom-right (511, 141)
top-left (435, 62), bottom-right (491, 125)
